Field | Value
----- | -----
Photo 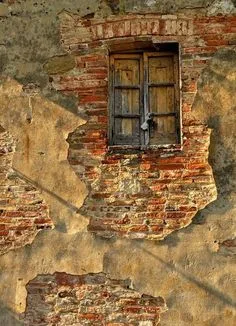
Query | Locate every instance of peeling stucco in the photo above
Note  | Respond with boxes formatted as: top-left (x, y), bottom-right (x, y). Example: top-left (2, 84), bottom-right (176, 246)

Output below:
top-left (0, 1), bottom-right (235, 325)
top-left (24, 272), bottom-right (167, 325)
top-left (0, 126), bottom-right (52, 255)
top-left (0, 78), bottom-right (88, 234)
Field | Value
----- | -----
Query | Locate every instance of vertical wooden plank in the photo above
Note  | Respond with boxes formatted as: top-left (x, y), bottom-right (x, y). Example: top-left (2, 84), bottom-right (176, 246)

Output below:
top-left (114, 89), bottom-right (139, 135)
top-left (114, 59), bottom-right (140, 85)
top-left (109, 55), bottom-right (115, 145)
top-left (149, 56), bottom-right (174, 83)
top-left (114, 58), bottom-right (139, 137)
top-left (139, 55), bottom-right (145, 146)
top-left (148, 56), bottom-right (174, 114)
top-left (147, 53), bottom-right (177, 145)
top-left (143, 53), bottom-right (149, 146)
top-left (114, 89), bottom-right (139, 115)
top-left (111, 55), bottom-right (142, 145)
top-left (153, 116), bottom-right (176, 144)
top-left (174, 52), bottom-right (181, 144)
top-left (149, 87), bottom-right (174, 114)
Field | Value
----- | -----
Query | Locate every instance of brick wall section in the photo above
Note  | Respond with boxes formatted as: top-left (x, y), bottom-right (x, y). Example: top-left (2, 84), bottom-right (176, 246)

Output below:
top-left (54, 12), bottom-right (234, 240)
top-left (68, 121), bottom-right (215, 239)
top-left (24, 272), bottom-right (167, 325)
top-left (53, 13), bottom-right (236, 239)
top-left (0, 127), bottom-right (53, 255)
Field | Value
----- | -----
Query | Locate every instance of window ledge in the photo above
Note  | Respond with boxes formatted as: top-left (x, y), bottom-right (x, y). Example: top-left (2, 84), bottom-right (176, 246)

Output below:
top-left (108, 144), bottom-right (183, 154)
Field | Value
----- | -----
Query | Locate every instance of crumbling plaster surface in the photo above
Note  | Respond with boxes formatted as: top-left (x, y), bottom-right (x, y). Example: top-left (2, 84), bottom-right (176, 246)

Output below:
top-left (0, 126), bottom-right (52, 255)
top-left (0, 78), bottom-right (88, 233)
top-left (0, 0), bottom-right (235, 325)
top-left (24, 272), bottom-right (167, 325)
top-left (0, 51), bottom-right (235, 324)
top-left (193, 49), bottom-right (236, 204)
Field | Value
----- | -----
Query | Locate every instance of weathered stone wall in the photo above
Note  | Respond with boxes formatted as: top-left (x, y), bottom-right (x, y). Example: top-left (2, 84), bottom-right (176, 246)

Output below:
top-left (0, 0), bottom-right (235, 325)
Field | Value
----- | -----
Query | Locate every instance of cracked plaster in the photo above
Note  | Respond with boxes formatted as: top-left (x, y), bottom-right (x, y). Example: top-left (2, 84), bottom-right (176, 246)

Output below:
top-left (0, 51), bottom-right (235, 323)
top-left (0, 1), bottom-right (235, 325)
top-left (0, 78), bottom-right (88, 234)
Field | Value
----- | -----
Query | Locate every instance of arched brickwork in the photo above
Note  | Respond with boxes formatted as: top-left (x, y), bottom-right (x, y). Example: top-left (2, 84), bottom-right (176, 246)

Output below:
top-left (57, 13), bottom-right (223, 239)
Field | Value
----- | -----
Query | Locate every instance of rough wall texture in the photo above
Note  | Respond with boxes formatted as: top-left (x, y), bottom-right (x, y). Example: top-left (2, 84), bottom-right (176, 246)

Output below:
top-left (60, 13), bottom-right (221, 240)
top-left (0, 0), bottom-right (235, 325)
top-left (0, 127), bottom-right (52, 255)
top-left (24, 272), bottom-right (167, 325)
top-left (0, 78), bottom-right (88, 244)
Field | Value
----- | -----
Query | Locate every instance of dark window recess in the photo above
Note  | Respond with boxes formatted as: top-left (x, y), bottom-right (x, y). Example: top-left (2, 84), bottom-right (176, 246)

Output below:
top-left (109, 43), bottom-right (181, 147)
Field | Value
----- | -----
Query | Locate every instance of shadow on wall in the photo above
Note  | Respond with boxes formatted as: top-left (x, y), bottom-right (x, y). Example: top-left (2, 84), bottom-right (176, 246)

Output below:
top-left (0, 0), bottom-right (235, 120)
top-left (135, 243), bottom-right (236, 308)
top-left (192, 48), bottom-right (236, 221)
top-left (0, 301), bottom-right (23, 326)
top-left (142, 48), bottom-right (236, 244)
top-left (13, 168), bottom-right (80, 215)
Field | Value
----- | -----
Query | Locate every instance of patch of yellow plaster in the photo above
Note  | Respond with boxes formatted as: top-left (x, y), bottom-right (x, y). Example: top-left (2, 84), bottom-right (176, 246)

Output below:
top-left (0, 78), bottom-right (88, 233)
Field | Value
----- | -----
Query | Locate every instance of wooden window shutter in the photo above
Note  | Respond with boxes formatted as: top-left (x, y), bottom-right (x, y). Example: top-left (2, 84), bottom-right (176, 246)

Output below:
top-left (144, 52), bottom-right (180, 145)
top-left (110, 54), bottom-right (143, 145)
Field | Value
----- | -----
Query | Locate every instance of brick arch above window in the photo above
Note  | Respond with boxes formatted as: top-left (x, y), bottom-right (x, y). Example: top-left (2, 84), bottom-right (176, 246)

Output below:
top-left (61, 12), bottom-right (222, 240)
top-left (59, 12), bottom-right (193, 50)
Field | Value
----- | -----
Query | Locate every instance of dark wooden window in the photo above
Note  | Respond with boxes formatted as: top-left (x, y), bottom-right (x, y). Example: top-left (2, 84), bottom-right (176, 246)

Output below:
top-left (109, 47), bottom-right (180, 147)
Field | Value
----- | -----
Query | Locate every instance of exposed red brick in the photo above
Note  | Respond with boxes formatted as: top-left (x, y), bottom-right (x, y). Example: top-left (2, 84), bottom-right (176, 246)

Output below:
top-left (0, 129), bottom-right (53, 255)
top-left (57, 13), bottom-right (225, 240)
top-left (24, 273), bottom-right (167, 325)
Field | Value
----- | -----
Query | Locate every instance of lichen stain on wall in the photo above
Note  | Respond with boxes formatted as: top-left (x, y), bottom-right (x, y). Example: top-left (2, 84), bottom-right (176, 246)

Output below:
top-left (0, 0), bottom-right (235, 325)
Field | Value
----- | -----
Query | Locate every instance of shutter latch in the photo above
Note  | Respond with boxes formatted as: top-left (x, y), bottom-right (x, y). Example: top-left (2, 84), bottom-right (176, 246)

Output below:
top-left (141, 113), bottom-right (154, 131)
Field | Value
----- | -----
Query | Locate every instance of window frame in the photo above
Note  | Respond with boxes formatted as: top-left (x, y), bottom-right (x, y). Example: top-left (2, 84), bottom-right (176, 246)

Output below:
top-left (108, 46), bottom-right (182, 150)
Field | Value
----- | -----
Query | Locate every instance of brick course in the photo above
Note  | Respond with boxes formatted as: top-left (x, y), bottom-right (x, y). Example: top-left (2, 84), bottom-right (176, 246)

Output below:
top-left (0, 128), bottom-right (53, 255)
top-left (24, 272), bottom-right (167, 325)
top-left (2, 12), bottom-right (233, 245)
top-left (55, 13), bottom-right (228, 239)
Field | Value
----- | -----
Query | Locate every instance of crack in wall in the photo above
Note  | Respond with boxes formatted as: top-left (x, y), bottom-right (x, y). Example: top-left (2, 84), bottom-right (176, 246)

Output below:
top-left (0, 1), bottom-right (235, 325)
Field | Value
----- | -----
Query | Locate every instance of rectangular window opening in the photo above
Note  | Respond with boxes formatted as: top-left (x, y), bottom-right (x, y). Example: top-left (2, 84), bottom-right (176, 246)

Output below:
top-left (109, 42), bottom-right (181, 149)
